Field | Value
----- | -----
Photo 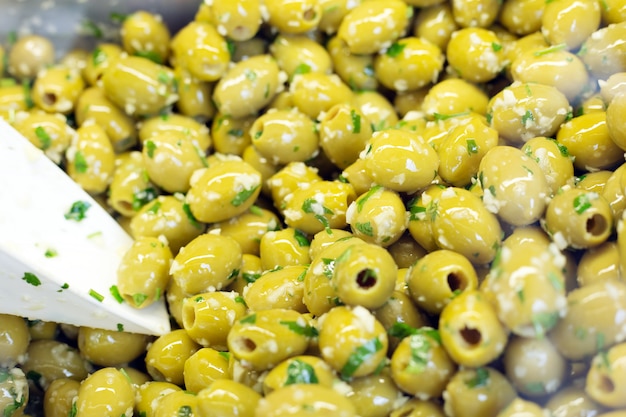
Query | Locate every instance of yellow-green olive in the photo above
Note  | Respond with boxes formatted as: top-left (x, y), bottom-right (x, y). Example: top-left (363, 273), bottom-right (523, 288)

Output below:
top-left (521, 136), bottom-right (575, 196)
top-left (171, 233), bottom-right (242, 295)
top-left (362, 129), bottom-right (439, 194)
top-left (482, 226), bottom-right (567, 337)
top-left (82, 43), bottom-right (123, 86)
top-left (478, 145), bottom-right (550, 226)
top-left (196, 379), bottom-right (261, 417)
top-left (77, 326), bottom-right (151, 367)
top-left (249, 108), bottom-right (320, 165)
top-left (374, 37), bottom-right (444, 92)
top-left (499, 0), bottom-right (546, 35)
top-left (586, 342), bottom-right (626, 408)
top-left (75, 86), bottom-right (137, 152)
top-left (145, 329), bottom-right (200, 385)
top-left (503, 336), bottom-right (567, 397)
top-left (263, 0), bottom-right (321, 34)
top-left (414, 4), bottom-right (458, 51)
top-left (578, 22), bottom-right (626, 80)
top-left (227, 309), bottom-right (311, 371)
top-left (0, 315), bottom-right (30, 368)
top-left (337, 0), bottom-right (412, 55)
top-left (255, 384), bottom-right (357, 417)
top-left (75, 368), bottom-right (134, 417)
top-left (213, 55), bottom-right (282, 119)
top-left (487, 81), bottom-right (572, 145)
top-left (550, 280), bottom-right (626, 360)
top-left (121, 10), bottom-right (171, 64)
top-left (407, 249), bottom-right (478, 315)
top-left (439, 290), bottom-right (508, 367)
top-left (556, 112), bottom-right (623, 171)
top-left (447, 27), bottom-right (505, 83)
top-left (443, 367), bottom-right (517, 417)
top-left (8, 35), bottom-right (55, 79)
top-left (437, 113), bottom-right (499, 187)
top-left (101, 56), bottom-right (177, 116)
top-left (66, 122), bottom-right (115, 195)
top-left (541, 0), bottom-right (601, 50)
top-left (32, 66), bottom-right (84, 114)
top-left (290, 72), bottom-right (353, 119)
top-left (544, 188), bottom-right (613, 249)
top-left (318, 305), bottom-right (389, 379)
top-left (270, 34), bottom-right (333, 79)
top-left (318, 104), bottom-right (372, 169)
top-left (186, 159), bottom-right (262, 223)
top-left (170, 21), bottom-right (230, 82)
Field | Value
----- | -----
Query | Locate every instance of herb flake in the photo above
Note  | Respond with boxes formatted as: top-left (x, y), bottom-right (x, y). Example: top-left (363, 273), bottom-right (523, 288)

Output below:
top-left (22, 272), bottom-right (41, 286)
top-left (340, 337), bottom-right (384, 380)
top-left (64, 201), bottom-right (91, 221)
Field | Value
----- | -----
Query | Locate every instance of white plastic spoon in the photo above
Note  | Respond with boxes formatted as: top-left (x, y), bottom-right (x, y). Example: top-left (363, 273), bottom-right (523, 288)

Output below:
top-left (0, 119), bottom-right (171, 335)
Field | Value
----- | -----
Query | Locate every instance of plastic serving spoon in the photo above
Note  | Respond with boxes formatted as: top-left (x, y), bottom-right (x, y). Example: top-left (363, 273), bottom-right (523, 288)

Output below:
top-left (0, 119), bottom-right (171, 335)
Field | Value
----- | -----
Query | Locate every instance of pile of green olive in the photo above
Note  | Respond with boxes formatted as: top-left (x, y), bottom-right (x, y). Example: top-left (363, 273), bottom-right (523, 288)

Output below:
top-left (1, 0), bottom-right (626, 416)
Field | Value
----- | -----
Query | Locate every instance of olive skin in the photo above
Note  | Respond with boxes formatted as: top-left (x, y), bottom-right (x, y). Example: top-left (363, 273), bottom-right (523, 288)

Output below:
top-left (478, 145), bottom-right (550, 226)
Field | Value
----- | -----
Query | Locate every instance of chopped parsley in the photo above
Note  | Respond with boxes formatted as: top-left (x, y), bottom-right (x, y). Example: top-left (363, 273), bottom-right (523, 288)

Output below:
top-left (132, 293), bottom-right (148, 307)
top-left (554, 140), bottom-right (570, 157)
top-left (231, 185), bottom-right (259, 207)
top-left (34, 126), bottom-right (52, 150)
top-left (182, 203), bottom-right (202, 229)
top-left (350, 109), bottom-right (361, 133)
top-left (117, 323), bottom-right (124, 332)
top-left (521, 110), bottom-right (534, 125)
top-left (340, 337), bottom-right (384, 380)
top-left (386, 42), bottom-right (406, 58)
top-left (226, 39), bottom-right (236, 56)
top-left (532, 311), bottom-right (560, 338)
top-left (254, 130), bottom-right (263, 140)
top-left (235, 296), bottom-right (247, 306)
top-left (533, 43), bottom-right (567, 57)
top-left (356, 185), bottom-right (383, 212)
top-left (242, 272), bottom-right (261, 283)
top-left (525, 382), bottom-right (545, 394)
top-left (57, 283), bottom-right (69, 293)
top-left (293, 63), bottom-right (311, 77)
top-left (178, 405), bottom-right (193, 417)
top-left (354, 221), bottom-right (374, 236)
top-left (44, 248), bottom-right (58, 258)
top-left (22, 272), bottom-right (41, 286)
top-left (73, 150), bottom-right (88, 173)
top-left (92, 47), bottom-right (107, 66)
top-left (145, 140), bottom-right (156, 158)
top-left (547, 272), bottom-right (564, 292)
top-left (110, 11), bottom-right (128, 24)
top-left (321, 258), bottom-right (335, 279)
top-left (227, 128), bottom-right (244, 137)
top-left (240, 313), bottom-right (257, 324)
top-left (285, 359), bottom-right (319, 385)
top-left (279, 320), bottom-right (319, 337)
top-left (22, 80), bottom-right (33, 109)
top-left (573, 193), bottom-right (592, 214)
top-left (301, 198), bottom-right (334, 233)
top-left (64, 200), bottom-right (91, 221)
top-left (218, 351), bottom-right (230, 361)
top-left (433, 111), bottom-right (470, 121)
top-left (466, 139), bottom-right (478, 155)
top-left (157, 71), bottom-right (172, 84)
top-left (406, 333), bottom-right (432, 373)
top-left (294, 229), bottom-right (310, 247)
top-left (110, 285), bottom-right (124, 303)
top-left (244, 69), bottom-right (257, 81)
top-left (68, 401), bottom-right (77, 417)
top-left (134, 50), bottom-right (162, 64)
top-left (465, 367), bottom-right (490, 388)
top-left (83, 20), bottom-right (103, 38)
top-left (227, 268), bottom-right (240, 280)
top-left (132, 187), bottom-right (158, 211)
top-left (89, 289), bottom-right (104, 302)
top-left (147, 201), bottom-right (162, 214)
top-left (491, 42), bottom-right (503, 52)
